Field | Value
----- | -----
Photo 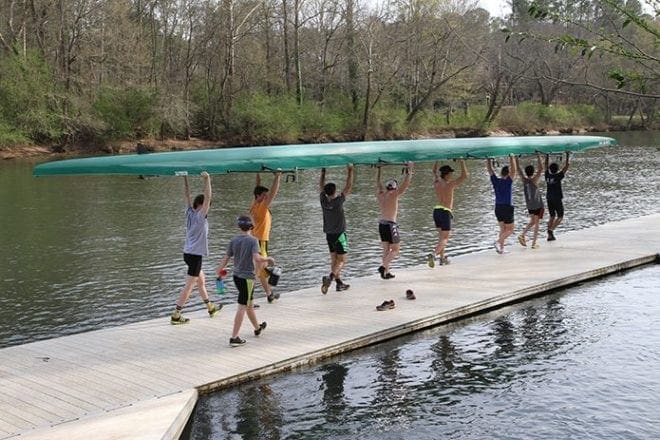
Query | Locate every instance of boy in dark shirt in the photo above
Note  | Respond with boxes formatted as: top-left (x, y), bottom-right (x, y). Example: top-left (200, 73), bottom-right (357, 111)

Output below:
top-left (545, 152), bottom-right (570, 241)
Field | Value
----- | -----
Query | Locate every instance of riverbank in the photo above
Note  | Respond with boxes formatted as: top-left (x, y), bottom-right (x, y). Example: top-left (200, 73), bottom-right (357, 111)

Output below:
top-left (0, 124), bottom-right (647, 161)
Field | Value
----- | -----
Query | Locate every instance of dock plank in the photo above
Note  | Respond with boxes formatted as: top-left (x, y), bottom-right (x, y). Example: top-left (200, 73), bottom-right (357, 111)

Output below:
top-left (0, 214), bottom-right (658, 439)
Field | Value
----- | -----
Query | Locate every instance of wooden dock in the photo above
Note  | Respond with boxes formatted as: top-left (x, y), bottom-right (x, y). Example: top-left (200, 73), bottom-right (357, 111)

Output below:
top-left (1, 214), bottom-right (658, 439)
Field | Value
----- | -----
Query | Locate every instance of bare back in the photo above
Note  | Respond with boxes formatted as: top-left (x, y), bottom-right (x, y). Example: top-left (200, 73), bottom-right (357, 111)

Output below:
top-left (378, 191), bottom-right (400, 222)
top-left (434, 178), bottom-right (457, 209)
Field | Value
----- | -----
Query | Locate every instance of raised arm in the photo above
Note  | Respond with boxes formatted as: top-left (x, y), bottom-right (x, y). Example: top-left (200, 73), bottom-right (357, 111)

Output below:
top-left (255, 173), bottom-right (261, 188)
top-left (433, 161), bottom-right (440, 183)
top-left (183, 175), bottom-right (192, 207)
top-left (264, 171), bottom-right (282, 206)
top-left (199, 171), bottom-right (212, 216)
top-left (532, 153), bottom-right (543, 183)
top-left (508, 154), bottom-right (517, 180)
top-left (454, 159), bottom-right (468, 185)
top-left (515, 156), bottom-right (525, 179)
top-left (486, 158), bottom-right (495, 176)
top-left (561, 151), bottom-right (570, 174)
top-left (545, 154), bottom-right (550, 171)
top-left (376, 166), bottom-right (384, 194)
top-left (342, 164), bottom-right (354, 195)
top-left (319, 168), bottom-right (326, 193)
top-left (398, 162), bottom-right (414, 195)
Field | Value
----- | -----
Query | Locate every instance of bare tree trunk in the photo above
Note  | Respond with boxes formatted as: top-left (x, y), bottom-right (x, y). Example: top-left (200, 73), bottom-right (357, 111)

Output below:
top-left (346, 0), bottom-right (358, 111)
top-left (282, 0), bottom-right (291, 93)
top-left (361, 39), bottom-right (373, 140)
top-left (294, 0), bottom-right (302, 105)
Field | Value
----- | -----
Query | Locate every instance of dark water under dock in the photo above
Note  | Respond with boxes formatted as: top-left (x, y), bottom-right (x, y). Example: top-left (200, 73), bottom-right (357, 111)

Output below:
top-left (187, 264), bottom-right (660, 439)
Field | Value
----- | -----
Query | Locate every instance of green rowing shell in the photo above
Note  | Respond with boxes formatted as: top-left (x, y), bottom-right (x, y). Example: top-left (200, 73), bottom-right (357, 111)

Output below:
top-left (33, 135), bottom-right (616, 177)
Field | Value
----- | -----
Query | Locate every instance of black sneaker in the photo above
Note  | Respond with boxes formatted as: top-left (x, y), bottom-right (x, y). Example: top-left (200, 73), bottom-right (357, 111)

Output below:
top-left (336, 281), bottom-right (350, 291)
top-left (378, 266), bottom-right (386, 279)
top-left (254, 322), bottom-right (267, 336)
top-left (548, 230), bottom-right (556, 241)
top-left (376, 300), bottom-right (396, 311)
top-left (267, 292), bottom-right (280, 303)
top-left (384, 272), bottom-right (395, 279)
top-left (229, 337), bottom-right (246, 347)
top-left (321, 276), bottom-right (332, 294)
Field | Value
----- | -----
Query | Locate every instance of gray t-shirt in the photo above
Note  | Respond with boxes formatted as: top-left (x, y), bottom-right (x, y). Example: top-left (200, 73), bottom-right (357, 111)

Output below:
top-left (522, 178), bottom-right (544, 210)
top-left (183, 207), bottom-right (209, 256)
top-left (320, 192), bottom-right (346, 234)
top-left (226, 234), bottom-right (259, 279)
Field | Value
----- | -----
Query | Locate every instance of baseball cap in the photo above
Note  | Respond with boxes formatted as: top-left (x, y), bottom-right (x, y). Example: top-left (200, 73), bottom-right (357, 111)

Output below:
top-left (237, 215), bottom-right (254, 230)
top-left (385, 179), bottom-right (398, 190)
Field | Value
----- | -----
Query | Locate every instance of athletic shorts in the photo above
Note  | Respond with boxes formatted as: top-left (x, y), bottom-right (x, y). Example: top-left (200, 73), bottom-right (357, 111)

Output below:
top-left (528, 207), bottom-right (545, 219)
top-left (183, 253), bottom-right (203, 277)
top-left (433, 208), bottom-right (453, 231)
top-left (494, 204), bottom-right (514, 224)
top-left (379, 221), bottom-right (401, 244)
top-left (326, 232), bottom-right (348, 255)
top-left (547, 198), bottom-right (564, 218)
top-left (233, 276), bottom-right (255, 306)
top-left (258, 240), bottom-right (269, 277)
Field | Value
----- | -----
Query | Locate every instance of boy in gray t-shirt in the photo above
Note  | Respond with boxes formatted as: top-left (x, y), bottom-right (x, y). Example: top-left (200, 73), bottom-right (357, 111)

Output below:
top-left (217, 216), bottom-right (275, 347)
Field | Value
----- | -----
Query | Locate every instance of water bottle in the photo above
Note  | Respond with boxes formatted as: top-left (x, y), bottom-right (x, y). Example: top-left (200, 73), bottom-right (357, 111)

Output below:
top-left (216, 268), bottom-right (228, 294)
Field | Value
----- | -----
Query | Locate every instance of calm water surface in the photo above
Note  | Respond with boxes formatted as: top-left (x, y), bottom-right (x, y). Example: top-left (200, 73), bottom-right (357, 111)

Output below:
top-left (186, 265), bottom-right (660, 439)
top-left (0, 131), bottom-right (658, 348)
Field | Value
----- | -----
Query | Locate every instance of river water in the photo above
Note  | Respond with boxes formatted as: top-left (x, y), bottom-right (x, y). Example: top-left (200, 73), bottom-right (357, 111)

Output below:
top-left (1, 132), bottom-right (659, 437)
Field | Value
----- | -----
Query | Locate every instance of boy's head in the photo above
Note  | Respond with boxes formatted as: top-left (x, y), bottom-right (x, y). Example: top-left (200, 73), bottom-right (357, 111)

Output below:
top-left (385, 179), bottom-right (398, 190)
top-left (501, 166), bottom-right (510, 177)
top-left (193, 194), bottom-right (204, 209)
top-left (524, 165), bottom-right (534, 177)
top-left (253, 185), bottom-right (269, 200)
top-left (237, 215), bottom-right (254, 231)
top-left (549, 163), bottom-right (559, 174)
top-left (440, 165), bottom-right (454, 178)
top-left (324, 182), bottom-right (336, 196)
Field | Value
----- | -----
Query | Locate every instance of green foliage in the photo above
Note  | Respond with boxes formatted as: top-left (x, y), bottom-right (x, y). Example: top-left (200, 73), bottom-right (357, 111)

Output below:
top-left (496, 102), bottom-right (603, 132)
top-left (0, 51), bottom-right (64, 144)
top-left (0, 119), bottom-right (30, 148)
top-left (93, 87), bottom-right (159, 140)
top-left (228, 93), bottom-right (302, 143)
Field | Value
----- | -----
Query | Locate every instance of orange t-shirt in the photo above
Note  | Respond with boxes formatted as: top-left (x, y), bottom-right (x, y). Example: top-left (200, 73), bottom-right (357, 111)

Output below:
top-left (250, 201), bottom-right (271, 241)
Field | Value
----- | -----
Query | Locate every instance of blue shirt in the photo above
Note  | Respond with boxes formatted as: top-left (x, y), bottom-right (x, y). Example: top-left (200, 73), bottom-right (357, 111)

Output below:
top-left (183, 207), bottom-right (209, 256)
top-left (490, 174), bottom-right (513, 206)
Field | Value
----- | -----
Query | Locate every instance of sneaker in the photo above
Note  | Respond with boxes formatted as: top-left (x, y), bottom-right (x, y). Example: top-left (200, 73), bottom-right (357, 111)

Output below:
top-left (518, 235), bottom-right (527, 247)
top-left (171, 313), bottom-right (190, 325)
top-left (384, 272), bottom-right (395, 279)
top-left (376, 300), bottom-right (396, 311)
top-left (378, 266), bottom-right (386, 279)
top-left (406, 289), bottom-right (416, 300)
top-left (336, 281), bottom-right (350, 291)
top-left (252, 303), bottom-right (260, 309)
top-left (229, 337), bottom-right (246, 347)
top-left (548, 230), bottom-right (556, 241)
top-left (494, 241), bottom-right (503, 254)
top-left (254, 322), bottom-right (267, 336)
top-left (321, 276), bottom-right (332, 294)
top-left (531, 243), bottom-right (540, 249)
top-left (267, 292), bottom-right (280, 303)
top-left (440, 256), bottom-right (450, 265)
top-left (427, 253), bottom-right (435, 268)
top-left (207, 303), bottom-right (222, 317)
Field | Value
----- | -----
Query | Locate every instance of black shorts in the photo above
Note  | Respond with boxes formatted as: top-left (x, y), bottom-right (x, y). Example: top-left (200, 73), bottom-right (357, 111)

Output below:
top-left (547, 198), bottom-right (564, 218)
top-left (379, 221), bottom-right (401, 244)
top-left (528, 207), bottom-right (545, 219)
top-left (233, 276), bottom-right (255, 306)
top-left (494, 204), bottom-right (514, 224)
top-left (326, 232), bottom-right (348, 255)
top-left (433, 208), bottom-right (453, 231)
top-left (183, 253), bottom-right (203, 277)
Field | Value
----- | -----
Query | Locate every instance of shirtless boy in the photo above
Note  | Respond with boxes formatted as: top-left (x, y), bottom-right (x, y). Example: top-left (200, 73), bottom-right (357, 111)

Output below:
top-left (376, 162), bottom-right (414, 279)
top-left (428, 159), bottom-right (468, 267)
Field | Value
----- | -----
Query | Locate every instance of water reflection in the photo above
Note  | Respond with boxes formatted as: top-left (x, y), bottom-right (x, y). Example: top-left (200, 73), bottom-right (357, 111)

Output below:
top-left (187, 266), bottom-right (660, 439)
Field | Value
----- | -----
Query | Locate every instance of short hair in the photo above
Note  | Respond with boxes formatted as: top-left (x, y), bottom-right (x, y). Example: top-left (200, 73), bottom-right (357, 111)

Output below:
top-left (324, 182), bottom-right (336, 196)
top-left (237, 215), bottom-right (254, 231)
top-left (193, 194), bottom-right (204, 209)
top-left (253, 185), bottom-right (269, 198)
top-left (549, 163), bottom-right (559, 173)
top-left (524, 165), bottom-right (534, 177)
top-left (501, 166), bottom-right (509, 177)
